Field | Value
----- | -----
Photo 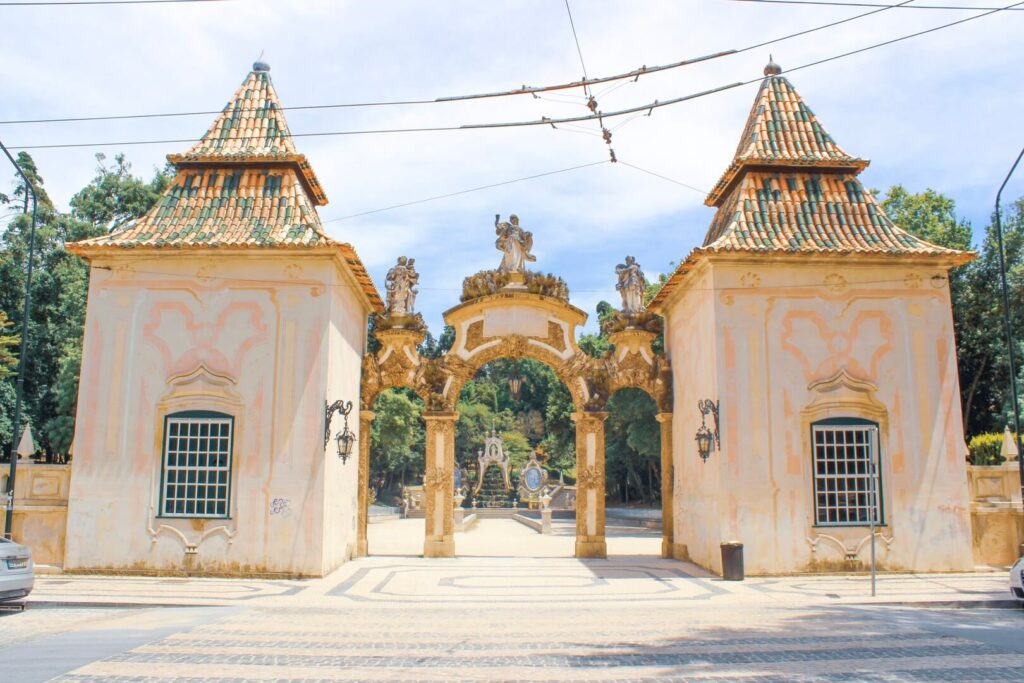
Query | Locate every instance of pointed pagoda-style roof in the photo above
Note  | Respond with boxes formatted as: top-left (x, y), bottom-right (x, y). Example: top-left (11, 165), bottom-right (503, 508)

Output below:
top-left (704, 59), bottom-right (868, 207)
top-left (69, 61), bottom-right (382, 312)
top-left (167, 60), bottom-right (326, 205)
top-left (649, 59), bottom-right (971, 313)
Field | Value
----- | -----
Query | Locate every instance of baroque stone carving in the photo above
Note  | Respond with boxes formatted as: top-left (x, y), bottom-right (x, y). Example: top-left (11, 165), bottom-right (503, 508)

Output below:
top-left (576, 466), bottom-right (603, 489)
top-left (384, 256), bottom-right (420, 317)
top-left (424, 467), bottom-right (453, 490)
top-left (615, 256), bottom-right (648, 315)
top-left (494, 213), bottom-right (536, 274)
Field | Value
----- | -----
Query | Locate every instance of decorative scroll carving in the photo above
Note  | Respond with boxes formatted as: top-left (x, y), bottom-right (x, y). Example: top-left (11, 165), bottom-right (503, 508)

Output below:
top-left (424, 466), bottom-right (453, 490)
top-left (576, 466), bottom-right (602, 489)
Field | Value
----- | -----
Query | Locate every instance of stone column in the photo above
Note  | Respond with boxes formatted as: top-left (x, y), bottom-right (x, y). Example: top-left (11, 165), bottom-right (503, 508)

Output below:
top-left (656, 412), bottom-right (674, 559)
top-left (422, 411), bottom-right (458, 557)
top-left (572, 411), bottom-right (608, 558)
top-left (355, 410), bottom-right (374, 557)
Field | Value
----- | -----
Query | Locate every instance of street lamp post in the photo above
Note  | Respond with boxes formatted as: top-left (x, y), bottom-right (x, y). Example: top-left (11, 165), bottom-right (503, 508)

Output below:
top-left (993, 145), bottom-right (1024, 511)
top-left (0, 139), bottom-right (39, 539)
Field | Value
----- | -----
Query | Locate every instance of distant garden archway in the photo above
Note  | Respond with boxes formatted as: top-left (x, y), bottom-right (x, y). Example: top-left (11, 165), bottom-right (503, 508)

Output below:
top-left (358, 263), bottom-right (672, 559)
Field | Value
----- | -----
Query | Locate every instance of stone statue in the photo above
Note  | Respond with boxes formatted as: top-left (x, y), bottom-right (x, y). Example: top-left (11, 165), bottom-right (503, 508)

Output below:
top-left (384, 256), bottom-right (419, 317)
top-left (615, 255), bottom-right (648, 315)
top-left (494, 214), bottom-right (536, 274)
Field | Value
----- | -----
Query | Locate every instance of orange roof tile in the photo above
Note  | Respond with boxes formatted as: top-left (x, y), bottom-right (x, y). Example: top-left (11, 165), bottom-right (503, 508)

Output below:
top-left (649, 61), bottom-right (972, 313)
top-left (69, 62), bottom-right (382, 313)
top-left (167, 62), bottom-right (327, 205)
top-left (706, 62), bottom-right (867, 208)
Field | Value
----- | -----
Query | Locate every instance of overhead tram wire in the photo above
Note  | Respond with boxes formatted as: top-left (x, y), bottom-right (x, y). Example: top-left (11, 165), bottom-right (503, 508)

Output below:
top-left (14, 0), bottom-right (1021, 152)
top-left (1, 0), bottom-right (922, 127)
top-left (733, 0), bottom-right (1024, 10)
top-left (0, 0), bottom-right (229, 5)
top-left (321, 160), bottom-right (609, 223)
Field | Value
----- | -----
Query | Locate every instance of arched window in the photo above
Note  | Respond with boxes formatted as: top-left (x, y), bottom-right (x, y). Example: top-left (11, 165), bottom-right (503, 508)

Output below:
top-left (160, 410), bottom-right (233, 518)
top-left (811, 417), bottom-right (882, 527)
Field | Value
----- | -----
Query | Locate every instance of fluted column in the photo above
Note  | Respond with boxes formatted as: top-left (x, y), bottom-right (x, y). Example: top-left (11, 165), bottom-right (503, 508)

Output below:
top-left (656, 412), bottom-right (674, 559)
top-left (355, 410), bottom-right (374, 557)
top-left (422, 411), bottom-right (458, 557)
top-left (573, 411), bottom-right (608, 559)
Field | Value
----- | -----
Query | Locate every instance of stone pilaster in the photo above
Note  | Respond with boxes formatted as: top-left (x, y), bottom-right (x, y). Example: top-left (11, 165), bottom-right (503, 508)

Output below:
top-left (572, 411), bottom-right (608, 558)
top-left (656, 412), bottom-right (674, 559)
top-left (422, 411), bottom-right (458, 557)
top-left (355, 410), bottom-right (374, 557)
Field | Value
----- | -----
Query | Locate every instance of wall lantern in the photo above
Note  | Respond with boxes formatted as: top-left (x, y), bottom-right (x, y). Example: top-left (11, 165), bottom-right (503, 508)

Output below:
top-left (695, 399), bottom-right (720, 463)
top-left (325, 400), bottom-right (356, 464)
top-left (508, 361), bottom-right (524, 401)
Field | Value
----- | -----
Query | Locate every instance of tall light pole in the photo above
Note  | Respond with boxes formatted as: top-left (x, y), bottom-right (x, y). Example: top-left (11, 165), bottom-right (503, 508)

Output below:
top-left (0, 139), bottom-right (38, 539)
top-left (993, 144), bottom-right (1024, 512)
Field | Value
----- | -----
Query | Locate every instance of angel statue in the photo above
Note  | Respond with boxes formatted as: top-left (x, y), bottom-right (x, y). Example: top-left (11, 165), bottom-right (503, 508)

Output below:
top-left (615, 255), bottom-right (648, 315)
top-left (384, 255), bottom-right (419, 317)
top-left (494, 213), bottom-right (537, 274)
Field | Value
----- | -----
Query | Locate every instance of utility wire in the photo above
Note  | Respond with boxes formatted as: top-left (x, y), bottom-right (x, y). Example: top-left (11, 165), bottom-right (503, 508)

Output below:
top-left (733, 0), bottom-right (1024, 10)
top-left (322, 160), bottom-right (609, 223)
top-left (1, 0), bottom-right (919, 127)
top-left (618, 161), bottom-right (708, 196)
top-left (0, 0), bottom-right (228, 5)
top-left (13, 0), bottom-right (1020, 151)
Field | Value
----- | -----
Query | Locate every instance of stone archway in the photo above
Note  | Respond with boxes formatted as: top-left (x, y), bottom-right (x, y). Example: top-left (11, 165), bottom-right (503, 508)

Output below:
top-left (358, 262), bottom-right (672, 560)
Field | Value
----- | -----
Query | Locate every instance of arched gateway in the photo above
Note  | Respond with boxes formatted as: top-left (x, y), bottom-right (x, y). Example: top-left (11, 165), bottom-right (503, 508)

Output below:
top-left (56, 59), bottom-right (979, 579)
top-left (359, 228), bottom-right (673, 559)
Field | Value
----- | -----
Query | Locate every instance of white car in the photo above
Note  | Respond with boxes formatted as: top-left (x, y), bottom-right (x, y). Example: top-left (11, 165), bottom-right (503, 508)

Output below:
top-left (0, 537), bottom-right (33, 603)
top-left (1012, 556), bottom-right (1024, 605)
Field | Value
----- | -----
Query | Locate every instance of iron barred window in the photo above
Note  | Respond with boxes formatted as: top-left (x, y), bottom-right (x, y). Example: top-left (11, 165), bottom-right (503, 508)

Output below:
top-left (160, 411), bottom-right (233, 518)
top-left (812, 420), bottom-right (882, 526)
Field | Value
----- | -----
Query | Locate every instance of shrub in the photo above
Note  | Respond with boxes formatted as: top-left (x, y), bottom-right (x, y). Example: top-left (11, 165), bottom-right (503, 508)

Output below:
top-left (967, 432), bottom-right (1013, 466)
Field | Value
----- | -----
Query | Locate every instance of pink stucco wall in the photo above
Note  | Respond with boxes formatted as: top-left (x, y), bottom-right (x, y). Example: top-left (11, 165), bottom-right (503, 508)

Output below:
top-left (664, 257), bottom-right (974, 574)
top-left (64, 252), bottom-right (368, 577)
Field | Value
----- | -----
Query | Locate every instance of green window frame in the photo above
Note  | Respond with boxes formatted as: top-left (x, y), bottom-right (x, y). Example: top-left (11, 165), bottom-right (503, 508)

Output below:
top-left (811, 417), bottom-right (883, 527)
top-left (159, 410), bottom-right (233, 519)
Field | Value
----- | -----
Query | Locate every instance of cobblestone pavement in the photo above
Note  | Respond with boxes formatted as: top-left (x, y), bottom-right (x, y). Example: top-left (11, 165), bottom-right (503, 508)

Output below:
top-left (1, 519), bottom-right (1020, 681)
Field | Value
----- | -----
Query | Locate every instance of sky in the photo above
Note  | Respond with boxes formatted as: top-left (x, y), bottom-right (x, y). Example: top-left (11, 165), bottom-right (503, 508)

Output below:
top-left (1, 0), bottom-right (1023, 335)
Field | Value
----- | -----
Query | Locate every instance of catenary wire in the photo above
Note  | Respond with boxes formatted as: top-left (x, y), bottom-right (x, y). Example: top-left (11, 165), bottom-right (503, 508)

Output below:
top-left (732, 0), bottom-right (1024, 10)
top-left (617, 161), bottom-right (708, 196)
top-left (1, 0), bottom-right (918, 126)
top-left (0, 0), bottom-right (229, 5)
top-left (322, 160), bottom-right (609, 223)
top-left (12, 0), bottom-right (1019, 151)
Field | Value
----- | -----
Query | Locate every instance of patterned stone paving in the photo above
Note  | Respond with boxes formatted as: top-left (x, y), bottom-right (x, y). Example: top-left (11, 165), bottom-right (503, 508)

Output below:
top-left (4, 543), bottom-right (1020, 682)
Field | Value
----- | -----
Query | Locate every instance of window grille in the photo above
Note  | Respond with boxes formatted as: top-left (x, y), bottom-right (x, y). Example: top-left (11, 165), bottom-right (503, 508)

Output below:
top-left (160, 413), bottom-right (232, 518)
top-left (812, 421), bottom-right (881, 526)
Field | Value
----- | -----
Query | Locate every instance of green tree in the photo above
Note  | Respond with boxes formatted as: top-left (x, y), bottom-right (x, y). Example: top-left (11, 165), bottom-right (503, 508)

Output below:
top-left (0, 153), bottom-right (169, 460)
top-left (881, 186), bottom-right (1024, 437)
top-left (369, 389), bottom-right (424, 500)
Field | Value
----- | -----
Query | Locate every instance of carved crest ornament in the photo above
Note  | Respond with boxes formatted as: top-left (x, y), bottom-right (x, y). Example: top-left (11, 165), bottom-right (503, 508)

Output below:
top-left (360, 214), bottom-right (672, 416)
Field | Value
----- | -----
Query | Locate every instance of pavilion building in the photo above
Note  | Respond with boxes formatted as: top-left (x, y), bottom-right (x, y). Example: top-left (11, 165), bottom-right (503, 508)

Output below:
top-left (64, 61), bottom-right (382, 576)
top-left (649, 60), bottom-right (975, 574)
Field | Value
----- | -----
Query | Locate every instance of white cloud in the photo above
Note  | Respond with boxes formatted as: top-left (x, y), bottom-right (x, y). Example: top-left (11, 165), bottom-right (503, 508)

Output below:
top-left (2, 1), bottom-right (1022, 333)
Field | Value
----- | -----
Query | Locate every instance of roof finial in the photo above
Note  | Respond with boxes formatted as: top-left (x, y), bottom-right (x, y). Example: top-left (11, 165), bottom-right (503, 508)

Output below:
top-left (253, 50), bottom-right (270, 73)
top-left (764, 54), bottom-right (782, 77)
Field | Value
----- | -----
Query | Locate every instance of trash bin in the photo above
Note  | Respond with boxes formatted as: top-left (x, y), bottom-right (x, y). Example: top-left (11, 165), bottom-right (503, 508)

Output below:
top-left (721, 541), bottom-right (744, 581)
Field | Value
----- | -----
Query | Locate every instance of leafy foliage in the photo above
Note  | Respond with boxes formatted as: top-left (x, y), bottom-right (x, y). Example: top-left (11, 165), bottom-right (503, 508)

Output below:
top-left (967, 432), bottom-right (1010, 466)
top-left (880, 186), bottom-right (1024, 437)
top-left (0, 153), bottom-right (170, 461)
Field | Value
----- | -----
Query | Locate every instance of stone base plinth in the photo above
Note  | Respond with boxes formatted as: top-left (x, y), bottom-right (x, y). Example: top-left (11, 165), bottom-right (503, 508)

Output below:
top-left (575, 537), bottom-right (607, 559)
top-left (424, 537), bottom-right (455, 558)
top-left (355, 539), bottom-right (368, 557)
top-left (672, 543), bottom-right (690, 562)
top-left (662, 537), bottom-right (674, 559)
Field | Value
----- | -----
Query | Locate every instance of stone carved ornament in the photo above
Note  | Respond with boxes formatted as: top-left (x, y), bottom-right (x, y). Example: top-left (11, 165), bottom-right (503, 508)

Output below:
top-left (384, 256), bottom-right (420, 317)
top-left (615, 256), bottom-right (648, 315)
top-left (495, 214), bottom-right (536, 274)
